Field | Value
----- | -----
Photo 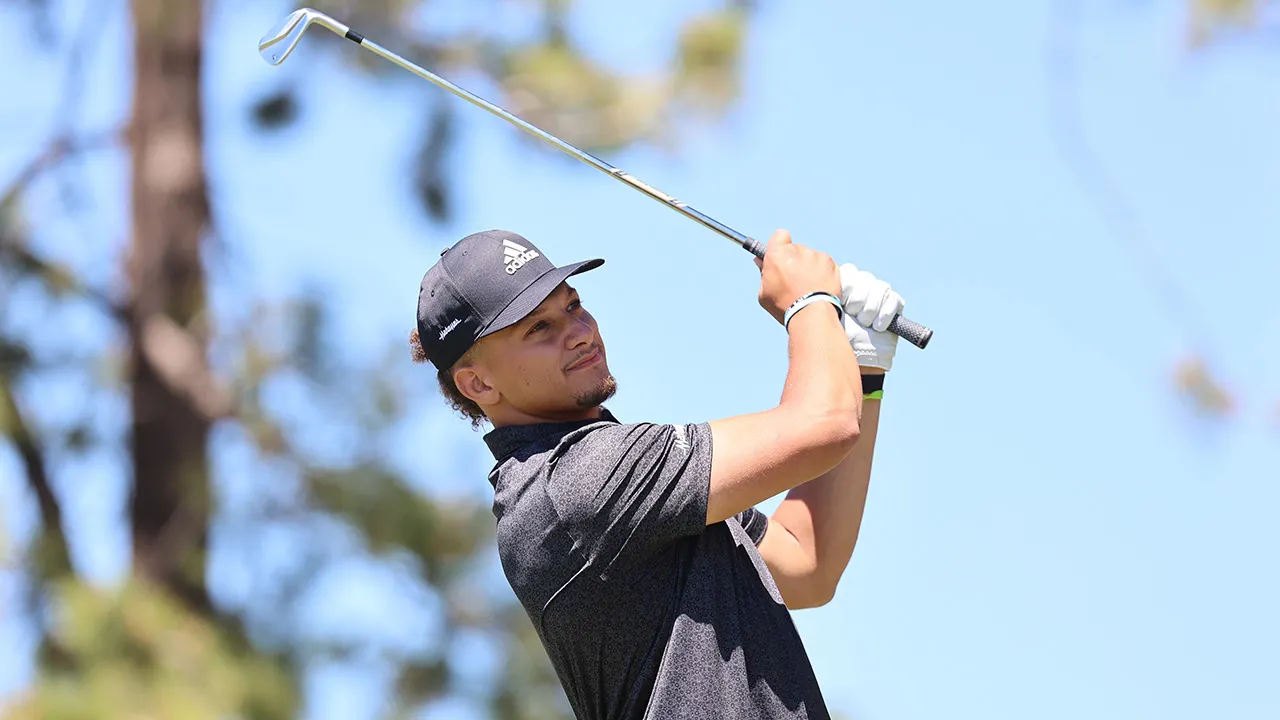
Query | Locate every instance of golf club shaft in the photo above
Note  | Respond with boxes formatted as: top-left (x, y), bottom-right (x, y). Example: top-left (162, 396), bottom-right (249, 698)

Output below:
top-left (341, 28), bottom-right (933, 349)
top-left (350, 35), bottom-right (754, 244)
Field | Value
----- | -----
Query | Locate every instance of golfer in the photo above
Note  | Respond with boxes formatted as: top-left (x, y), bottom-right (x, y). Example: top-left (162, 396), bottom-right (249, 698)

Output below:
top-left (410, 227), bottom-right (903, 719)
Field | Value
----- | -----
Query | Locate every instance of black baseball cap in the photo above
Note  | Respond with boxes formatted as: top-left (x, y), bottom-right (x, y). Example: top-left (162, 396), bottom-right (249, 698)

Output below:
top-left (416, 229), bottom-right (604, 371)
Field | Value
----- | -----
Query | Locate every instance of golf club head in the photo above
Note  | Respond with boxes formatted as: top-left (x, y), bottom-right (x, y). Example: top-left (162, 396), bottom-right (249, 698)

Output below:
top-left (260, 8), bottom-right (349, 65)
top-left (259, 8), bottom-right (311, 64)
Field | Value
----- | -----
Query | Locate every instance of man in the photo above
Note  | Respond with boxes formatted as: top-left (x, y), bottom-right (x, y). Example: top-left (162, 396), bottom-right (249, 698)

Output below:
top-left (410, 227), bottom-right (903, 719)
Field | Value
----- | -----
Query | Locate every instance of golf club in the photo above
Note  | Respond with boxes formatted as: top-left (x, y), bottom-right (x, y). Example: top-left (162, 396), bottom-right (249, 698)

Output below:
top-left (258, 8), bottom-right (933, 349)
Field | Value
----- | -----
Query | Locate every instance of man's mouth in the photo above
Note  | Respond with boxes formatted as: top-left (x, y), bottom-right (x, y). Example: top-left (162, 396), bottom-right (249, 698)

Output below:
top-left (565, 346), bottom-right (602, 372)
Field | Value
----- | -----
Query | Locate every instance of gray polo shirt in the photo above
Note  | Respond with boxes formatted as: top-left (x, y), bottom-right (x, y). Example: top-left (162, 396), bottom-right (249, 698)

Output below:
top-left (483, 408), bottom-right (831, 720)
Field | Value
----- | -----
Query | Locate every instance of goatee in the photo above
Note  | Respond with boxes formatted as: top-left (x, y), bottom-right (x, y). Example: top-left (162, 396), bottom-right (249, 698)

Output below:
top-left (576, 374), bottom-right (618, 408)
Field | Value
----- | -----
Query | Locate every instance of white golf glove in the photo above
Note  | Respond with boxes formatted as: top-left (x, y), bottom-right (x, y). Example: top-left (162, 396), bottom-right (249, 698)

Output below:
top-left (839, 263), bottom-right (904, 372)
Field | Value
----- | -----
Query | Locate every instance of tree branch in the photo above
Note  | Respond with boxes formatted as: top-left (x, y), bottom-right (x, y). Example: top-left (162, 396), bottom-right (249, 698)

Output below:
top-left (0, 237), bottom-right (129, 324)
top-left (0, 361), bottom-right (80, 673)
top-left (137, 314), bottom-right (233, 420)
top-left (0, 127), bottom-right (127, 211)
top-left (1, 215), bottom-right (229, 426)
top-left (2, 149), bottom-right (232, 429)
top-left (0, 377), bottom-right (76, 677)
top-left (0, 372), bottom-right (71, 578)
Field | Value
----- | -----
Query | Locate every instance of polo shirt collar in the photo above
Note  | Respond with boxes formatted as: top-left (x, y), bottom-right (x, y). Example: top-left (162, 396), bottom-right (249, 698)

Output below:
top-left (482, 407), bottom-right (620, 465)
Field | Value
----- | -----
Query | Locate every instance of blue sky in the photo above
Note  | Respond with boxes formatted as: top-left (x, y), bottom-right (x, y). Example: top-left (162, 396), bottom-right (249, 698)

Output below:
top-left (2, 0), bottom-right (1278, 718)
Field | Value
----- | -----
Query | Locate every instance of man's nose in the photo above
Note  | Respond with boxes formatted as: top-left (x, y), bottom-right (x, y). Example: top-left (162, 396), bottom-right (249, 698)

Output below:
top-left (565, 315), bottom-right (593, 347)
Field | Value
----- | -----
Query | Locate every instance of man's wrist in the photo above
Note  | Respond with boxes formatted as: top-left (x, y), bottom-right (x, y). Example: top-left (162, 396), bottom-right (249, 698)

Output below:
top-left (860, 371), bottom-right (884, 400)
top-left (783, 292), bottom-right (843, 330)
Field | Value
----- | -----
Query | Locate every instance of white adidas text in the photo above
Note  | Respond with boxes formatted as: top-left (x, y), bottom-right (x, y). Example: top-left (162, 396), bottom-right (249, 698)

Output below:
top-left (502, 239), bottom-right (539, 275)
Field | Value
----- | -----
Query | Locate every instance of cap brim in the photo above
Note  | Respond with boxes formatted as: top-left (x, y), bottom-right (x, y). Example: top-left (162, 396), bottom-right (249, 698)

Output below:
top-left (479, 258), bottom-right (604, 339)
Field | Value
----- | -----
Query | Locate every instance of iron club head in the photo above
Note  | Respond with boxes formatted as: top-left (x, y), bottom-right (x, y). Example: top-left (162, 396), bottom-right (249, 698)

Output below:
top-left (258, 8), bottom-right (349, 65)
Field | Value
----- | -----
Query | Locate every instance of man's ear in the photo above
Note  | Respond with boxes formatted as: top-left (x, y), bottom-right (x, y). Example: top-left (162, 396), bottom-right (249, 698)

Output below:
top-left (454, 365), bottom-right (500, 407)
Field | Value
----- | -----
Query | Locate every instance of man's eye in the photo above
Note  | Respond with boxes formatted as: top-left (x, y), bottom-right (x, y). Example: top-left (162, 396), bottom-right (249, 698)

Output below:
top-left (528, 321), bottom-right (548, 335)
top-left (568, 299), bottom-right (582, 311)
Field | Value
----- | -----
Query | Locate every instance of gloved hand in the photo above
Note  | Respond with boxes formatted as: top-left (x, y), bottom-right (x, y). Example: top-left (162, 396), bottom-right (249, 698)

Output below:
top-left (839, 263), bottom-right (904, 372)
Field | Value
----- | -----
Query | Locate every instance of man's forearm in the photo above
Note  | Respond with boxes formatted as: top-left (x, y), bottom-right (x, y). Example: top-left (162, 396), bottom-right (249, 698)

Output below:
top-left (780, 299), bottom-right (864, 421)
top-left (769, 384), bottom-right (881, 598)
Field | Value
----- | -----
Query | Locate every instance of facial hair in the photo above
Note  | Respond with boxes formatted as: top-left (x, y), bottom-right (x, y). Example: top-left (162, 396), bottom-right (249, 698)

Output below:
top-left (575, 374), bottom-right (617, 408)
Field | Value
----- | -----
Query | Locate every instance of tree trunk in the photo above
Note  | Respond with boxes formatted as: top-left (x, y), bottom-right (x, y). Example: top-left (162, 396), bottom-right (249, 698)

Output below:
top-left (126, 0), bottom-right (213, 612)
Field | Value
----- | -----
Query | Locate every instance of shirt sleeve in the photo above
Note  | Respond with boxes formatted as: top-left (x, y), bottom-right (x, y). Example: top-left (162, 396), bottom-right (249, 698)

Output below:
top-left (734, 507), bottom-right (770, 546)
top-left (545, 420), bottom-right (712, 579)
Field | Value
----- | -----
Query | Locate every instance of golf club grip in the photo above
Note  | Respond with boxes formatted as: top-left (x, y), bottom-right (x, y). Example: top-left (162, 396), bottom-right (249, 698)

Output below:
top-left (886, 314), bottom-right (931, 349)
top-left (741, 235), bottom-right (933, 350)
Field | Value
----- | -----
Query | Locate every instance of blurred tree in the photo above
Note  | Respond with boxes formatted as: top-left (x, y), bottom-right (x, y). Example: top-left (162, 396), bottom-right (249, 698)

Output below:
top-left (0, 0), bottom-right (753, 717)
top-left (1172, 0), bottom-right (1277, 418)
top-left (1185, 0), bottom-right (1280, 48)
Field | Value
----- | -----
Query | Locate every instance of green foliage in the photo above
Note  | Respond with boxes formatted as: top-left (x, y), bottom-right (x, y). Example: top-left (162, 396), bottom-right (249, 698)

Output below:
top-left (676, 7), bottom-right (749, 114)
top-left (308, 465), bottom-right (494, 587)
top-left (251, 0), bottom-right (754, 220)
top-left (7, 579), bottom-right (298, 720)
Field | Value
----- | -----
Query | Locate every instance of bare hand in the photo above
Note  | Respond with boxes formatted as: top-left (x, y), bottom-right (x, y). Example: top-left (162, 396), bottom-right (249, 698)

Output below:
top-left (755, 229), bottom-right (842, 326)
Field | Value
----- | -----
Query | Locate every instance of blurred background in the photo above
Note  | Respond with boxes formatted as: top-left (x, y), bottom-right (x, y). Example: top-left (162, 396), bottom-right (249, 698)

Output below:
top-left (1, 0), bottom-right (1277, 718)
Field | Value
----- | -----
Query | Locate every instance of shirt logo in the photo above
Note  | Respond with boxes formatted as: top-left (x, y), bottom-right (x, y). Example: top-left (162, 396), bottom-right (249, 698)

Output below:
top-left (503, 239), bottom-right (540, 275)
top-left (672, 424), bottom-right (690, 451)
top-left (439, 318), bottom-right (461, 340)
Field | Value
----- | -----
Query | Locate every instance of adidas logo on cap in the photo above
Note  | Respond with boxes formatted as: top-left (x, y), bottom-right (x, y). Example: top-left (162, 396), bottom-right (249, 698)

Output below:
top-left (502, 239), bottom-right (540, 275)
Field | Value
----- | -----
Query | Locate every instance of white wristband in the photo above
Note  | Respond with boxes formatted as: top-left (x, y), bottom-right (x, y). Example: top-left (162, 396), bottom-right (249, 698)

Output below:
top-left (783, 292), bottom-right (844, 329)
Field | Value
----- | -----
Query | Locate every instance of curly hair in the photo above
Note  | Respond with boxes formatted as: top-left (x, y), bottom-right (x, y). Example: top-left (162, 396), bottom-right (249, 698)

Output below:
top-left (409, 329), bottom-right (489, 430)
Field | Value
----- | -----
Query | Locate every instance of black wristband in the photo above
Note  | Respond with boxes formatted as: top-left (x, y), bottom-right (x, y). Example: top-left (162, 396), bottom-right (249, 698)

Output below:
top-left (860, 372), bottom-right (884, 396)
